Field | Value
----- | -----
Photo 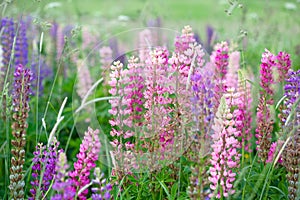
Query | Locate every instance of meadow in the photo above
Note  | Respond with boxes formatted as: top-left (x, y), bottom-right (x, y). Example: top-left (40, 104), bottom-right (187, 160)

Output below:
top-left (0, 0), bottom-right (300, 199)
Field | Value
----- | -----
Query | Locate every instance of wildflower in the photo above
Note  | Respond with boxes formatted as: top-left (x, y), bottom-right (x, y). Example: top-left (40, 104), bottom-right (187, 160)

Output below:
top-left (9, 64), bottom-right (32, 199)
top-left (29, 138), bottom-right (60, 199)
top-left (91, 167), bottom-right (112, 200)
top-left (276, 51), bottom-right (291, 82)
top-left (69, 127), bottom-right (101, 200)
top-left (209, 96), bottom-right (240, 199)
top-left (51, 151), bottom-right (76, 200)
top-left (15, 21), bottom-right (28, 66)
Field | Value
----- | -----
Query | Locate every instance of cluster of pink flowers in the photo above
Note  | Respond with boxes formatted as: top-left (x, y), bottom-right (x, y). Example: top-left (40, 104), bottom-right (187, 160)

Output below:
top-left (209, 93), bottom-right (241, 199)
top-left (211, 41), bottom-right (229, 112)
top-left (69, 127), bottom-right (101, 200)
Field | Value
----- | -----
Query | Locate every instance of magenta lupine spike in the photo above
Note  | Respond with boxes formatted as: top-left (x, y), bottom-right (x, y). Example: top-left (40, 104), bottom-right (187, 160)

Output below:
top-left (276, 51), bottom-right (291, 82)
top-left (15, 20), bottom-right (28, 66)
top-left (69, 127), bottom-right (101, 200)
top-left (255, 49), bottom-right (277, 163)
top-left (259, 49), bottom-right (276, 101)
top-left (29, 138), bottom-right (60, 200)
top-left (51, 151), bottom-right (76, 200)
top-left (211, 41), bottom-right (229, 113)
top-left (9, 64), bottom-right (32, 199)
top-left (209, 95), bottom-right (241, 199)
top-left (266, 142), bottom-right (277, 163)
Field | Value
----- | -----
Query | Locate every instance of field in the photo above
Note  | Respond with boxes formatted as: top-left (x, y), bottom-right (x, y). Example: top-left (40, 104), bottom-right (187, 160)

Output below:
top-left (0, 0), bottom-right (300, 199)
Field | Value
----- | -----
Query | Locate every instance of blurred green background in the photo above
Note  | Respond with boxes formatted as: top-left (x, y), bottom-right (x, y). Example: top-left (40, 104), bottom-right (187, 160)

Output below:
top-left (9, 0), bottom-right (300, 71)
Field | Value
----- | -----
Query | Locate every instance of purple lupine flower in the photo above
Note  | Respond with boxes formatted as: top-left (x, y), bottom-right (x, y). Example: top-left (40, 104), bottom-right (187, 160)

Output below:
top-left (281, 69), bottom-right (300, 200)
top-left (147, 17), bottom-right (161, 27)
top-left (190, 67), bottom-right (215, 135)
top-left (69, 127), bottom-right (101, 200)
top-left (109, 37), bottom-right (127, 65)
top-left (0, 18), bottom-right (15, 90)
top-left (52, 151), bottom-right (76, 200)
top-left (29, 138), bottom-right (60, 200)
top-left (281, 70), bottom-right (300, 124)
top-left (91, 167), bottom-right (112, 200)
top-left (276, 51), bottom-right (291, 82)
top-left (205, 25), bottom-right (215, 53)
top-left (9, 64), bottom-right (32, 199)
top-left (209, 95), bottom-right (240, 199)
top-left (30, 53), bottom-right (52, 96)
top-left (14, 20), bottom-right (28, 66)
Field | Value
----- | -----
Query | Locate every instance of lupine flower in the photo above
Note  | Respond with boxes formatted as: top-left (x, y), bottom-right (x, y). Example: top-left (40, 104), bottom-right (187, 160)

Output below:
top-left (9, 64), bottom-right (32, 199)
top-left (76, 59), bottom-right (92, 99)
top-left (174, 25), bottom-right (196, 53)
top-left (226, 51), bottom-right (240, 89)
top-left (138, 29), bottom-right (153, 63)
top-left (281, 69), bottom-right (300, 200)
top-left (14, 20), bottom-right (28, 66)
top-left (211, 41), bottom-right (229, 113)
top-left (205, 25), bottom-right (216, 54)
top-left (234, 71), bottom-right (252, 153)
top-left (0, 18), bottom-right (15, 89)
top-left (255, 49), bottom-right (276, 163)
top-left (109, 37), bottom-right (127, 65)
top-left (30, 53), bottom-right (52, 96)
top-left (209, 95), bottom-right (240, 199)
top-left (266, 142), bottom-right (277, 163)
top-left (69, 127), bottom-right (101, 200)
top-left (259, 49), bottom-right (276, 102)
top-left (143, 47), bottom-right (175, 158)
top-left (51, 151), bottom-right (76, 200)
top-left (29, 138), bottom-right (60, 199)
top-left (99, 46), bottom-right (113, 84)
top-left (190, 67), bottom-right (214, 135)
top-left (255, 95), bottom-right (273, 163)
top-left (276, 51), bottom-right (291, 82)
top-left (91, 167), bottom-right (112, 200)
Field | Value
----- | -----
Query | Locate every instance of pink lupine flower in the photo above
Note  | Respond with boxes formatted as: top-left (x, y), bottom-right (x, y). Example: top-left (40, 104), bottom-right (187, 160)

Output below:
top-left (211, 41), bottom-right (229, 113)
top-left (259, 49), bottom-right (276, 101)
top-left (138, 29), bottom-right (153, 63)
top-left (174, 25), bottom-right (196, 53)
top-left (226, 51), bottom-right (240, 88)
top-left (233, 71), bottom-right (253, 153)
top-left (69, 127), bottom-right (101, 200)
top-left (256, 49), bottom-right (276, 163)
top-left (266, 142), bottom-right (277, 163)
top-left (143, 47), bottom-right (175, 156)
top-left (276, 51), bottom-right (291, 82)
top-left (209, 96), bottom-right (240, 199)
